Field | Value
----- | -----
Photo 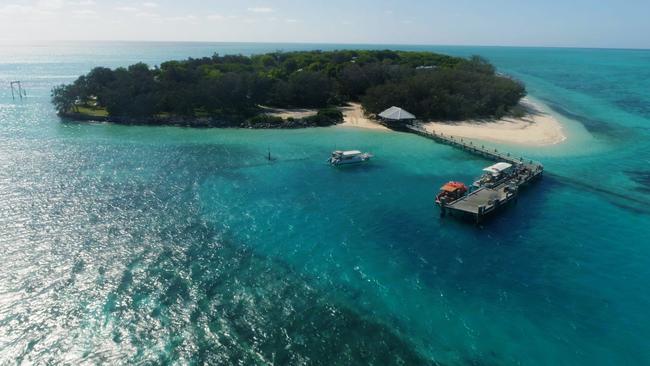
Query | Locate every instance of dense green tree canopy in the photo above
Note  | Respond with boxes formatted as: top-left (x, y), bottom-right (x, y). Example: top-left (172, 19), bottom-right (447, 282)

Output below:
top-left (52, 50), bottom-right (525, 122)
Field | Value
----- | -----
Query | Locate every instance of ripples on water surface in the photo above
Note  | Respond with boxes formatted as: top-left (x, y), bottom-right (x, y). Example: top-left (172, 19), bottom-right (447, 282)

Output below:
top-left (1, 42), bottom-right (650, 365)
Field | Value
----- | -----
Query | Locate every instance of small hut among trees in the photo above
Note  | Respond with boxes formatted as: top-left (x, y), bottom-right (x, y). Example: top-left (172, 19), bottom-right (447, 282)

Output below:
top-left (378, 106), bottom-right (416, 130)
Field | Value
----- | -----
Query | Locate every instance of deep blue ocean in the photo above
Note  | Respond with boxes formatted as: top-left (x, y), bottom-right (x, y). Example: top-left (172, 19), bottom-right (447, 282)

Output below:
top-left (1, 42), bottom-right (649, 365)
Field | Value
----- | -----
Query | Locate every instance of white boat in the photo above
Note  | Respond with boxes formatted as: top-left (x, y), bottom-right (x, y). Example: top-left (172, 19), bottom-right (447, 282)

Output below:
top-left (472, 162), bottom-right (514, 188)
top-left (328, 150), bottom-right (372, 166)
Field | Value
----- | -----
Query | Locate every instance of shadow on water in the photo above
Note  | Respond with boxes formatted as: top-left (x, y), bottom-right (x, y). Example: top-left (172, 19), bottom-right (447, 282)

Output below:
top-left (102, 220), bottom-right (440, 365)
top-left (539, 97), bottom-right (633, 139)
top-left (626, 170), bottom-right (650, 194)
top-left (228, 156), bottom-right (311, 171)
top-left (545, 172), bottom-right (650, 215)
top-left (1, 139), bottom-right (450, 365)
top-left (613, 96), bottom-right (650, 119)
top-left (327, 162), bottom-right (384, 173)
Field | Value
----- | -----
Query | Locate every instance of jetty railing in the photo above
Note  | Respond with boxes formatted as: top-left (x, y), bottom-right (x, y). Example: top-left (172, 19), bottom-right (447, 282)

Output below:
top-left (407, 124), bottom-right (543, 171)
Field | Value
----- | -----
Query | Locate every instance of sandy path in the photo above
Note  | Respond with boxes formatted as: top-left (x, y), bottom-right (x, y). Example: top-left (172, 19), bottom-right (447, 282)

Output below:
top-left (262, 106), bottom-right (318, 119)
top-left (337, 103), bottom-right (389, 131)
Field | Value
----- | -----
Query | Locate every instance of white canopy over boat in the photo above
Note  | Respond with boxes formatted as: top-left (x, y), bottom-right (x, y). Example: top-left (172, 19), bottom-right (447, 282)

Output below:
top-left (341, 150), bottom-right (361, 156)
top-left (482, 162), bottom-right (513, 175)
top-left (378, 106), bottom-right (416, 121)
top-left (333, 150), bottom-right (362, 156)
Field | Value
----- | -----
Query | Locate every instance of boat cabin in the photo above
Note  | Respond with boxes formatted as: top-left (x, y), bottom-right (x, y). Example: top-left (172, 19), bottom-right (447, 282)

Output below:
top-left (436, 181), bottom-right (468, 205)
top-left (474, 162), bottom-right (514, 188)
top-left (328, 150), bottom-right (372, 165)
top-left (483, 162), bottom-right (513, 176)
top-left (334, 150), bottom-right (362, 157)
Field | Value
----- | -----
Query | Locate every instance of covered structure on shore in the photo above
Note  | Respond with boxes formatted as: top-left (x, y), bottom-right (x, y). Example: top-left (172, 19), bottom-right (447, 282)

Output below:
top-left (378, 106), bottom-right (416, 130)
top-left (378, 106), bottom-right (416, 122)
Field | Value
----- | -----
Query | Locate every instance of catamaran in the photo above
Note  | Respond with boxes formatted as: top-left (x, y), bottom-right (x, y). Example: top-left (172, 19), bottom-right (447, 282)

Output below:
top-left (328, 150), bottom-right (372, 166)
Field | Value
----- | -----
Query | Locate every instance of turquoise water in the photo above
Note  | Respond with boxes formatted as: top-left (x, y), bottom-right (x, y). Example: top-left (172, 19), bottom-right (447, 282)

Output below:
top-left (1, 42), bottom-right (649, 365)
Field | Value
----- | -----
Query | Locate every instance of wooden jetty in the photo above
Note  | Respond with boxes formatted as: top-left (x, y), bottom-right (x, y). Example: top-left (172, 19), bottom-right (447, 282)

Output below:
top-left (407, 124), bottom-right (544, 223)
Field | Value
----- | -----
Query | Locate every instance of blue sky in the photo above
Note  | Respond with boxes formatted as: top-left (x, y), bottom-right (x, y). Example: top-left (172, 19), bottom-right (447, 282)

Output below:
top-left (0, 0), bottom-right (648, 48)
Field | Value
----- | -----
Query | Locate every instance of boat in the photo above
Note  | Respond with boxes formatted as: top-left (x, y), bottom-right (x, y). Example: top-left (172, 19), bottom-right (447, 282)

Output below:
top-left (328, 150), bottom-right (372, 166)
top-left (472, 162), bottom-right (515, 188)
top-left (435, 181), bottom-right (468, 205)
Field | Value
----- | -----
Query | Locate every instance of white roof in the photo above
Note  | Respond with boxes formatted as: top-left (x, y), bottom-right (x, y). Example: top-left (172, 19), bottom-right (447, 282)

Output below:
top-left (342, 150), bottom-right (361, 156)
top-left (483, 162), bottom-right (513, 174)
top-left (378, 106), bottom-right (416, 121)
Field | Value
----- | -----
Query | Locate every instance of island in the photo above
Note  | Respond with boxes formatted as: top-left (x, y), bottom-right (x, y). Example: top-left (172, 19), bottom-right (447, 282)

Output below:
top-left (52, 50), bottom-right (527, 129)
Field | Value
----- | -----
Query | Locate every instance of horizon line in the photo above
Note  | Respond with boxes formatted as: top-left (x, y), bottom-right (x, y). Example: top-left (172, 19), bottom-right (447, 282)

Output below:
top-left (1, 39), bottom-right (649, 52)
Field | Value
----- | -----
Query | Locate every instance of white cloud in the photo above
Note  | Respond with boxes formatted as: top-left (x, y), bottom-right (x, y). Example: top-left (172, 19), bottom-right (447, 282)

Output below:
top-left (142, 2), bottom-right (158, 8)
top-left (247, 7), bottom-right (273, 13)
top-left (72, 8), bottom-right (98, 18)
top-left (285, 18), bottom-right (299, 23)
top-left (116, 6), bottom-right (138, 12)
top-left (166, 15), bottom-right (198, 22)
top-left (73, 9), bottom-right (96, 15)
top-left (207, 14), bottom-right (224, 20)
top-left (136, 11), bottom-right (160, 18)
top-left (36, 0), bottom-right (66, 10)
top-left (1, 0), bottom-right (95, 16)
top-left (0, 3), bottom-right (56, 18)
top-left (0, 4), bottom-right (33, 16)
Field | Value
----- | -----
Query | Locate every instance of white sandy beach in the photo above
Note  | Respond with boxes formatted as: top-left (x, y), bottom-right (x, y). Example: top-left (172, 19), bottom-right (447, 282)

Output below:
top-left (418, 98), bottom-right (566, 146)
top-left (264, 99), bottom-right (565, 146)
top-left (336, 100), bottom-right (566, 145)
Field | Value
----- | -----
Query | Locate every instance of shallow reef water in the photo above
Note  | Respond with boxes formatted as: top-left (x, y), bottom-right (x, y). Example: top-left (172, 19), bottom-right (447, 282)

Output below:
top-left (1, 42), bottom-right (649, 365)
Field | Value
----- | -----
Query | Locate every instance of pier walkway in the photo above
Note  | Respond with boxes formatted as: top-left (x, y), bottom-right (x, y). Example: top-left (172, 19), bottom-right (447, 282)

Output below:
top-left (407, 124), bottom-right (544, 222)
top-left (407, 124), bottom-right (543, 171)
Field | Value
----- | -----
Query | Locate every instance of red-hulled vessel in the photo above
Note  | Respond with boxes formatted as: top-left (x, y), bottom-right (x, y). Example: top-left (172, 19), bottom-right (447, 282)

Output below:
top-left (435, 181), bottom-right (468, 205)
